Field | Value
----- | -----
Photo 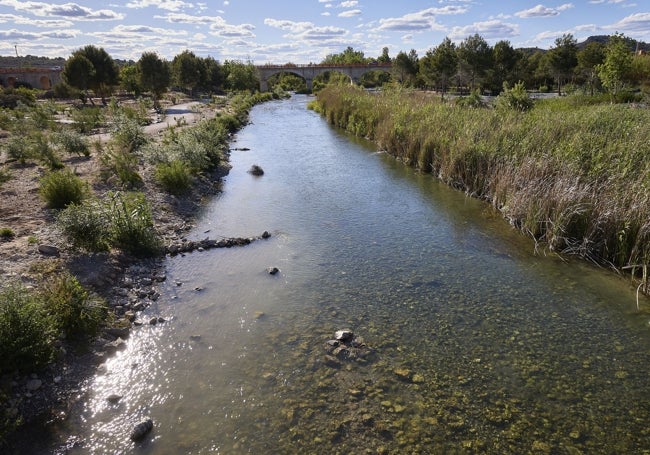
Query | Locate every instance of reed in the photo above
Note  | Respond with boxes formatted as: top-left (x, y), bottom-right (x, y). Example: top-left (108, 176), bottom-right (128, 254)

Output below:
top-left (314, 86), bottom-right (650, 294)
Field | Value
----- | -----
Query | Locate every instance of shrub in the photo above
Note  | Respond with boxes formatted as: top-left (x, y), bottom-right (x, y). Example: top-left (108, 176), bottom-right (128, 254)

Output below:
top-left (108, 192), bottom-right (161, 257)
top-left (0, 168), bottom-right (10, 187)
top-left (0, 284), bottom-right (55, 373)
top-left (455, 89), bottom-right (486, 108)
top-left (0, 227), bottom-right (15, 239)
top-left (41, 273), bottom-right (107, 339)
top-left (54, 128), bottom-right (90, 157)
top-left (56, 201), bottom-right (110, 252)
top-left (39, 168), bottom-right (86, 209)
top-left (4, 135), bottom-right (33, 164)
top-left (111, 112), bottom-right (148, 152)
top-left (69, 106), bottom-right (103, 134)
top-left (248, 164), bottom-right (264, 176)
top-left (495, 81), bottom-right (534, 112)
top-left (31, 132), bottom-right (63, 170)
top-left (100, 145), bottom-right (143, 188)
top-left (155, 160), bottom-right (192, 195)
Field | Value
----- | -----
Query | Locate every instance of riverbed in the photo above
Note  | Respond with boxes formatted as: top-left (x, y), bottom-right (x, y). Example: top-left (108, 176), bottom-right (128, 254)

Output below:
top-left (52, 95), bottom-right (649, 454)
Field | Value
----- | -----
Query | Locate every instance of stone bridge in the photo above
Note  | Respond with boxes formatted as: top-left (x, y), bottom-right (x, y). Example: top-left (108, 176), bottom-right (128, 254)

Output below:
top-left (256, 63), bottom-right (392, 92)
top-left (0, 67), bottom-right (62, 90)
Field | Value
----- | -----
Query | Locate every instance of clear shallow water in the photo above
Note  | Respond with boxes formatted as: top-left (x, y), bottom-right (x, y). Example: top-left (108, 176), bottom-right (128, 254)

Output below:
top-left (55, 95), bottom-right (649, 454)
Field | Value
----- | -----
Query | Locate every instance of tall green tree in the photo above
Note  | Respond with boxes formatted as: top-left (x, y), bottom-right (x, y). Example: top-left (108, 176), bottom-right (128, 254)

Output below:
top-left (223, 60), bottom-right (259, 92)
top-left (597, 33), bottom-right (633, 100)
top-left (392, 49), bottom-right (419, 86)
top-left (322, 46), bottom-right (367, 65)
top-left (548, 34), bottom-right (578, 95)
top-left (172, 50), bottom-right (205, 95)
top-left (492, 40), bottom-right (519, 90)
top-left (202, 57), bottom-right (224, 92)
top-left (419, 37), bottom-right (458, 98)
top-left (457, 34), bottom-right (493, 91)
top-left (577, 42), bottom-right (605, 95)
top-left (63, 45), bottom-right (118, 103)
top-left (138, 52), bottom-right (170, 103)
top-left (119, 64), bottom-right (142, 96)
top-left (377, 47), bottom-right (391, 64)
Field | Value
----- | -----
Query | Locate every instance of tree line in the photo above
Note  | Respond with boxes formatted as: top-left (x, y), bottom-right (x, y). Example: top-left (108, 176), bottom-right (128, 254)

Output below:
top-left (58, 46), bottom-right (260, 105)
top-left (319, 33), bottom-right (650, 99)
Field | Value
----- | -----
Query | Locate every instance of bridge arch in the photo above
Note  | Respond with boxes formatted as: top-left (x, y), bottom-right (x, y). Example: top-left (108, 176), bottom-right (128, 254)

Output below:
top-left (257, 64), bottom-right (392, 92)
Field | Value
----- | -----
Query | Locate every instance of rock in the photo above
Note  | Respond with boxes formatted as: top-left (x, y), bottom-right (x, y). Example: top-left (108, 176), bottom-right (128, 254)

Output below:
top-left (334, 330), bottom-right (354, 342)
top-left (149, 317), bottom-right (158, 325)
top-left (324, 355), bottom-right (341, 368)
top-left (105, 337), bottom-right (127, 355)
top-left (107, 394), bottom-right (122, 403)
top-left (261, 231), bottom-right (271, 239)
top-left (25, 379), bottom-right (42, 391)
top-left (268, 267), bottom-right (280, 275)
top-left (394, 367), bottom-right (412, 381)
top-left (37, 245), bottom-right (59, 256)
top-left (104, 327), bottom-right (130, 339)
top-left (130, 418), bottom-right (153, 442)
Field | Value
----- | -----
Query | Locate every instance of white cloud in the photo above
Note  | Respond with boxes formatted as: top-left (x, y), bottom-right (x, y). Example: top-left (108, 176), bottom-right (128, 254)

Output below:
top-left (515, 3), bottom-right (574, 18)
top-left (0, 13), bottom-right (73, 27)
top-left (377, 6), bottom-right (466, 32)
top-left (449, 20), bottom-right (519, 40)
top-left (339, 9), bottom-right (361, 18)
top-left (125, 0), bottom-right (193, 11)
top-left (0, 27), bottom-right (78, 40)
top-left (340, 1), bottom-right (358, 7)
top-left (0, 0), bottom-right (123, 20)
top-left (605, 12), bottom-right (650, 34)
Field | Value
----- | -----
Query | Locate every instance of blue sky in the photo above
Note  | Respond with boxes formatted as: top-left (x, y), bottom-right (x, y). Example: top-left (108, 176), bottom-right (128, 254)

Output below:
top-left (0, 0), bottom-right (648, 63)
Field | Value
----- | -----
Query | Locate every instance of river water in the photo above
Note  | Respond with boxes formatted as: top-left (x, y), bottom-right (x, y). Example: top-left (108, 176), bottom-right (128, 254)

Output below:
top-left (55, 95), bottom-right (649, 453)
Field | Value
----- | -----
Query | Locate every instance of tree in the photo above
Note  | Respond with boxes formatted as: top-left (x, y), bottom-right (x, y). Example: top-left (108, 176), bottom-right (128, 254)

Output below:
top-left (223, 60), bottom-right (259, 92)
top-left (577, 42), bottom-right (605, 95)
top-left (172, 50), bottom-right (205, 95)
top-left (419, 37), bottom-right (458, 98)
top-left (138, 52), bottom-right (170, 103)
top-left (597, 33), bottom-right (633, 100)
top-left (62, 45), bottom-right (118, 103)
top-left (62, 54), bottom-right (95, 102)
top-left (393, 49), bottom-right (419, 86)
top-left (457, 34), bottom-right (493, 91)
top-left (377, 47), bottom-right (391, 64)
top-left (548, 34), bottom-right (578, 95)
top-left (202, 57), bottom-right (224, 92)
top-left (322, 46), bottom-right (367, 65)
top-left (119, 64), bottom-right (142, 96)
top-left (492, 40), bottom-right (519, 91)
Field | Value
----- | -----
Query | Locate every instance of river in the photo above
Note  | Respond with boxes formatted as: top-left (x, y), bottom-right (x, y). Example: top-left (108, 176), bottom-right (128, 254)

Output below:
top-left (53, 95), bottom-right (649, 453)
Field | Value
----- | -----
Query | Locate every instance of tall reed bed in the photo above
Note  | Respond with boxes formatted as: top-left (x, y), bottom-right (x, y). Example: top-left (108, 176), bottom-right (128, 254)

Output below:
top-left (313, 86), bottom-right (650, 293)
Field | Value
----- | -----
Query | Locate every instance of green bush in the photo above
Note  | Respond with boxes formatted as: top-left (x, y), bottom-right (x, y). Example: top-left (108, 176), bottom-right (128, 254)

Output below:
top-left (108, 192), bottom-right (161, 257)
top-left (0, 168), bottom-right (10, 187)
top-left (39, 168), bottom-right (86, 209)
top-left (69, 106), bottom-right (103, 134)
top-left (41, 273), bottom-right (107, 339)
top-left (155, 160), bottom-right (192, 195)
top-left (56, 201), bottom-right (110, 252)
top-left (111, 112), bottom-right (148, 152)
top-left (54, 128), bottom-right (90, 157)
top-left (100, 145), bottom-right (143, 188)
top-left (0, 284), bottom-right (55, 373)
top-left (31, 132), bottom-right (63, 170)
top-left (0, 227), bottom-right (15, 239)
top-left (4, 136), bottom-right (33, 164)
top-left (495, 81), bottom-right (534, 112)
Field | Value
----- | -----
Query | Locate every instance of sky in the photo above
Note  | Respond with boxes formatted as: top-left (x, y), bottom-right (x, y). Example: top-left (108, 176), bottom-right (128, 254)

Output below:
top-left (0, 0), bottom-right (649, 64)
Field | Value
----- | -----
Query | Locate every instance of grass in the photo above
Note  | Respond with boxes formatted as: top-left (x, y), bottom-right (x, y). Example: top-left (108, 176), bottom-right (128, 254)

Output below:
top-left (155, 160), bottom-right (192, 195)
top-left (0, 228), bottom-right (15, 239)
top-left (313, 85), bottom-right (650, 293)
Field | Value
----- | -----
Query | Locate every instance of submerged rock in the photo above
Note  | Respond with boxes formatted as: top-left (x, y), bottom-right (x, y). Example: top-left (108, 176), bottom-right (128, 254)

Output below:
top-left (130, 418), bottom-right (153, 441)
top-left (268, 267), bottom-right (280, 275)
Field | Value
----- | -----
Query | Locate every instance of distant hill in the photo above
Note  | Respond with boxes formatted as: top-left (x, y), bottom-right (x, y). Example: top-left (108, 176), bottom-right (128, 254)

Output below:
top-left (579, 35), bottom-right (649, 52)
top-left (0, 55), bottom-right (65, 69)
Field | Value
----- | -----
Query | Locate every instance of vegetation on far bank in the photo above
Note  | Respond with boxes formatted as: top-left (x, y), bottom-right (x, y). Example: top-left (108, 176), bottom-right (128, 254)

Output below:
top-left (311, 84), bottom-right (650, 295)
